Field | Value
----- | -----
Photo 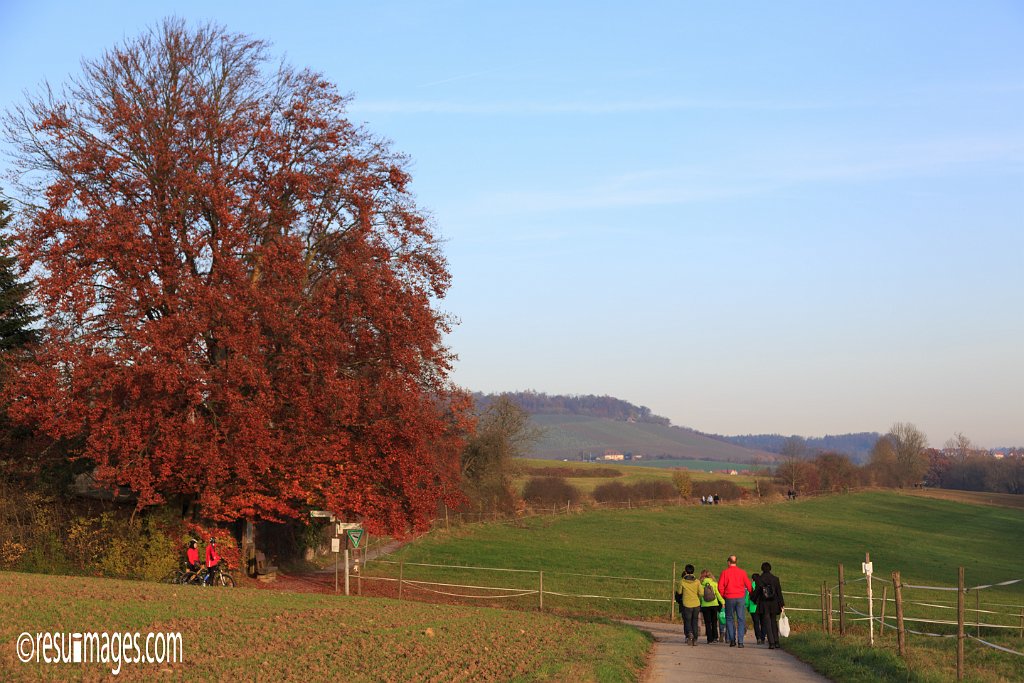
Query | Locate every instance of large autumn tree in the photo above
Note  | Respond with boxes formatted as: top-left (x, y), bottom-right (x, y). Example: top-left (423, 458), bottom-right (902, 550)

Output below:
top-left (2, 20), bottom-right (469, 532)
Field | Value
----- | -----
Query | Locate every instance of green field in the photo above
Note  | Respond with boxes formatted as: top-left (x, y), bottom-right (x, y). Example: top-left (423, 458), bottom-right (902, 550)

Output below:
top-left (379, 491), bottom-right (1024, 681)
top-left (629, 458), bottom-right (767, 472)
top-left (514, 457), bottom-right (767, 495)
top-left (0, 571), bottom-right (648, 681)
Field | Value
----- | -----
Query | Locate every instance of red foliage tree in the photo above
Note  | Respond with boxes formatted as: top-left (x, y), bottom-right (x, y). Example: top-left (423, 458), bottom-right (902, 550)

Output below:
top-left (3, 19), bottom-right (469, 533)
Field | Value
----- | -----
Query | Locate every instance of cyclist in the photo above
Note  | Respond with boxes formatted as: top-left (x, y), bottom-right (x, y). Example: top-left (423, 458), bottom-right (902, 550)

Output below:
top-left (184, 539), bottom-right (201, 582)
top-left (204, 537), bottom-right (221, 585)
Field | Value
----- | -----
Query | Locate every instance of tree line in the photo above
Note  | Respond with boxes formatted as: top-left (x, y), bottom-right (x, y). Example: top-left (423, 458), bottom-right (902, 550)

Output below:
top-left (472, 391), bottom-right (671, 425)
top-left (775, 426), bottom-right (1023, 495)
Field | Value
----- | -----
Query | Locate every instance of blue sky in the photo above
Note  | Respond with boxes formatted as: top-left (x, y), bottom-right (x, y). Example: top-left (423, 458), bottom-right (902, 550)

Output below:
top-left (2, 1), bottom-right (1022, 447)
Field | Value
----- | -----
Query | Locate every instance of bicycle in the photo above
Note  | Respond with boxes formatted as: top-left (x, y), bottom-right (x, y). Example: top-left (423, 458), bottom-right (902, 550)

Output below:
top-left (162, 565), bottom-right (204, 585)
top-left (203, 564), bottom-right (236, 587)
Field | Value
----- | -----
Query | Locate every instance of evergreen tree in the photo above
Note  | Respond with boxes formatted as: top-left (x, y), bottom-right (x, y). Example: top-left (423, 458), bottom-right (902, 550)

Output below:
top-left (0, 199), bottom-right (38, 353)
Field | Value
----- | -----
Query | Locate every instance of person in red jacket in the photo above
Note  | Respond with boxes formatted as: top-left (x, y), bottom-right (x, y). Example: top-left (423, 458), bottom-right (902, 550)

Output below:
top-left (184, 539), bottom-right (200, 582)
top-left (718, 555), bottom-right (754, 647)
top-left (203, 538), bottom-right (221, 585)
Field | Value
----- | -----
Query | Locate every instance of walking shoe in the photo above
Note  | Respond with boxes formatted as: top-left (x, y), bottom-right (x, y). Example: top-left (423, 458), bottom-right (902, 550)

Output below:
top-left (738, 643), bottom-right (744, 648)
top-left (729, 641), bottom-right (736, 647)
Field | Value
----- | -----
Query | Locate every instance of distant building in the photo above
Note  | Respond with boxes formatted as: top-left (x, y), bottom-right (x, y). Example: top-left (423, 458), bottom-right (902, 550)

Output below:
top-left (602, 451), bottom-right (625, 461)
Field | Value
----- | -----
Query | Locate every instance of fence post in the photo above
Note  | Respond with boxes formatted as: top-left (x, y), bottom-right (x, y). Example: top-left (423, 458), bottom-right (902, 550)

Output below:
top-left (398, 560), bottom-right (404, 601)
top-left (828, 588), bottom-right (834, 635)
top-left (880, 581), bottom-right (888, 643)
top-left (957, 567), bottom-right (965, 681)
top-left (670, 563), bottom-right (677, 620)
top-left (820, 582), bottom-right (826, 633)
top-left (893, 570), bottom-right (905, 658)
top-left (539, 571), bottom-right (544, 611)
top-left (838, 564), bottom-right (846, 636)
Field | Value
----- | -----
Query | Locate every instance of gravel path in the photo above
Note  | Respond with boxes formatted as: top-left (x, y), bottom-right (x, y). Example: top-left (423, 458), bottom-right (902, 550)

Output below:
top-left (624, 620), bottom-right (831, 683)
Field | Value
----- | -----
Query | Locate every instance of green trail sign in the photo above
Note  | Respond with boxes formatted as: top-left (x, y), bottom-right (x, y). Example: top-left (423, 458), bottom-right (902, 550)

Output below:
top-left (346, 528), bottom-right (364, 549)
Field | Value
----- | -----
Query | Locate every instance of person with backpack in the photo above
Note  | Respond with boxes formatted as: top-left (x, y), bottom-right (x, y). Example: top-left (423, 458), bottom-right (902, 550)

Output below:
top-left (678, 565), bottom-right (702, 645)
top-left (698, 568), bottom-right (725, 644)
top-left (754, 561), bottom-right (786, 649)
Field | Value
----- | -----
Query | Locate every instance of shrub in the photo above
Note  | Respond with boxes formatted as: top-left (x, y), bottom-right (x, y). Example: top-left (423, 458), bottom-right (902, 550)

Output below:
top-left (692, 480), bottom-right (744, 501)
top-left (64, 509), bottom-right (179, 580)
top-left (592, 481), bottom-right (631, 503)
top-left (671, 469), bottom-right (692, 498)
top-left (523, 466), bottom-right (623, 479)
top-left (631, 480), bottom-right (679, 501)
top-left (522, 477), bottom-right (582, 506)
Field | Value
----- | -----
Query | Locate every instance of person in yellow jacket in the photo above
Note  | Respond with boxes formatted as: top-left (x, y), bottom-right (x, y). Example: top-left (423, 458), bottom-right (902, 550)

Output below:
top-left (699, 568), bottom-right (726, 644)
top-left (678, 564), bottom-right (703, 645)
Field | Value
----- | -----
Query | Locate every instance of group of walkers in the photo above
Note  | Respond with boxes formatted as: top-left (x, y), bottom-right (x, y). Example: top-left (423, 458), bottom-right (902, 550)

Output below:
top-left (675, 555), bottom-right (786, 650)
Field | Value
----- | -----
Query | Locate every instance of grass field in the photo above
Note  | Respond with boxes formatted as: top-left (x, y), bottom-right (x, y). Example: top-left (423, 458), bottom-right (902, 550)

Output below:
top-left (0, 571), bottom-right (649, 681)
top-left (377, 490), bottom-right (1024, 681)
top-left (513, 457), bottom-right (767, 495)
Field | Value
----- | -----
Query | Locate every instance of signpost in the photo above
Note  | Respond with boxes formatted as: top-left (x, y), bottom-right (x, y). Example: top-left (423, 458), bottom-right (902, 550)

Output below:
top-left (311, 511), bottom-right (362, 596)
top-left (863, 553), bottom-right (874, 646)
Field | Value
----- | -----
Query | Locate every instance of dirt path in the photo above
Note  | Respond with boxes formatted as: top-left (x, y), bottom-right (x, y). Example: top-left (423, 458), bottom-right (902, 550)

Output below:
top-left (624, 621), bottom-right (831, 683)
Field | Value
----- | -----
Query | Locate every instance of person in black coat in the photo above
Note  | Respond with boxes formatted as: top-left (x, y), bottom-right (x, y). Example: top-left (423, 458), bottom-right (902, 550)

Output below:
top-left (754, 561), bottom-right (785, 649)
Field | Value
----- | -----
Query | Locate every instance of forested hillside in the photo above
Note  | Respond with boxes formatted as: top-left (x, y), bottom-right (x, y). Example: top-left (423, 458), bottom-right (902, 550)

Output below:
top-left (472, 391), bottom-right (670, 425)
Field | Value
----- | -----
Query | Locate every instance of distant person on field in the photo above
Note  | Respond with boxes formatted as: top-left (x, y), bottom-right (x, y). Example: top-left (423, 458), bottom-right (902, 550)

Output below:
top-left (718, 555), bottom-right (753, 647)
top-left (204, 537), bottom-right (221, 585)
top-left (698, 568), bottom-right (725, 644)
top-left (678, 564), bottom-right (702, 645)
top-left (754, 562), bottom-right (785, 649)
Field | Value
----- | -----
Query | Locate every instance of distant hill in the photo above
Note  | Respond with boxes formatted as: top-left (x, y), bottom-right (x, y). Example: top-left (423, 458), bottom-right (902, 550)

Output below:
top-left (526, 414), bottom-right (777, 463)
top-left (472, 391), bottom-right (670, 425)
top-left (473, 391), bottom-right (875, 464)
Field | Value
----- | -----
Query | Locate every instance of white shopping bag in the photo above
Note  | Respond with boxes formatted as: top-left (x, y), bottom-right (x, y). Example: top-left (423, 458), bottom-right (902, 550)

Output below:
top-left (779, 610), bottom-right (791, 638)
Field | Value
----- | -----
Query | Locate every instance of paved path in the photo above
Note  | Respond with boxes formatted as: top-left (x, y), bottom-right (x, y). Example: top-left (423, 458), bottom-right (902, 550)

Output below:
top-left (624, 621), bottom-right (831, 683)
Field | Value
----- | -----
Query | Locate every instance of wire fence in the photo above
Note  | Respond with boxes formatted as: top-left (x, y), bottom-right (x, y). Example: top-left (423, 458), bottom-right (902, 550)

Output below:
top-left (356, 554), bottom-right (1023, 676)
top-left (813, 560), bottom-right (1024, 681)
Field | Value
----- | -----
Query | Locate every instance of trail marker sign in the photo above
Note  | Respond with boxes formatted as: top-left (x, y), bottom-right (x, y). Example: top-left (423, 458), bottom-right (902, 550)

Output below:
top-left (346, 528), bottom-right (364, 549)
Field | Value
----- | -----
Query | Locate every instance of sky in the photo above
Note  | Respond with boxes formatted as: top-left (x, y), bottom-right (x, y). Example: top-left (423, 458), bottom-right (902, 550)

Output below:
top-left (1, 1), bottom-right (1022, 448)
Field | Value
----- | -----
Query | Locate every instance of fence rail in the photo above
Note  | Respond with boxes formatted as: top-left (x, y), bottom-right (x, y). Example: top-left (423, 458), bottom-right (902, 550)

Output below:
top-left (816, 560), bottom-right (1024, 681)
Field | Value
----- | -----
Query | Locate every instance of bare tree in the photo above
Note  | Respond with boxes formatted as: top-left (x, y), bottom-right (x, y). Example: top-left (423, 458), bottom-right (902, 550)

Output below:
top-left (888, 422), bottom-right (929, 488)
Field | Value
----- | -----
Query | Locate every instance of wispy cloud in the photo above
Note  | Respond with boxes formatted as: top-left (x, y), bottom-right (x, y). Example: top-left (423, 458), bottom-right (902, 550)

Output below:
top-left (349, 97), bottom-right (836, 115)
top-left (445, 135), bottom-right (1024, 216)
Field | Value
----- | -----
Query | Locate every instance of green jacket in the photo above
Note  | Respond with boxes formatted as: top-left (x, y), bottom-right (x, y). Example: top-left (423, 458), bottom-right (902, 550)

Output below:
top-left (699, 577), bottom-right (725, 608)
